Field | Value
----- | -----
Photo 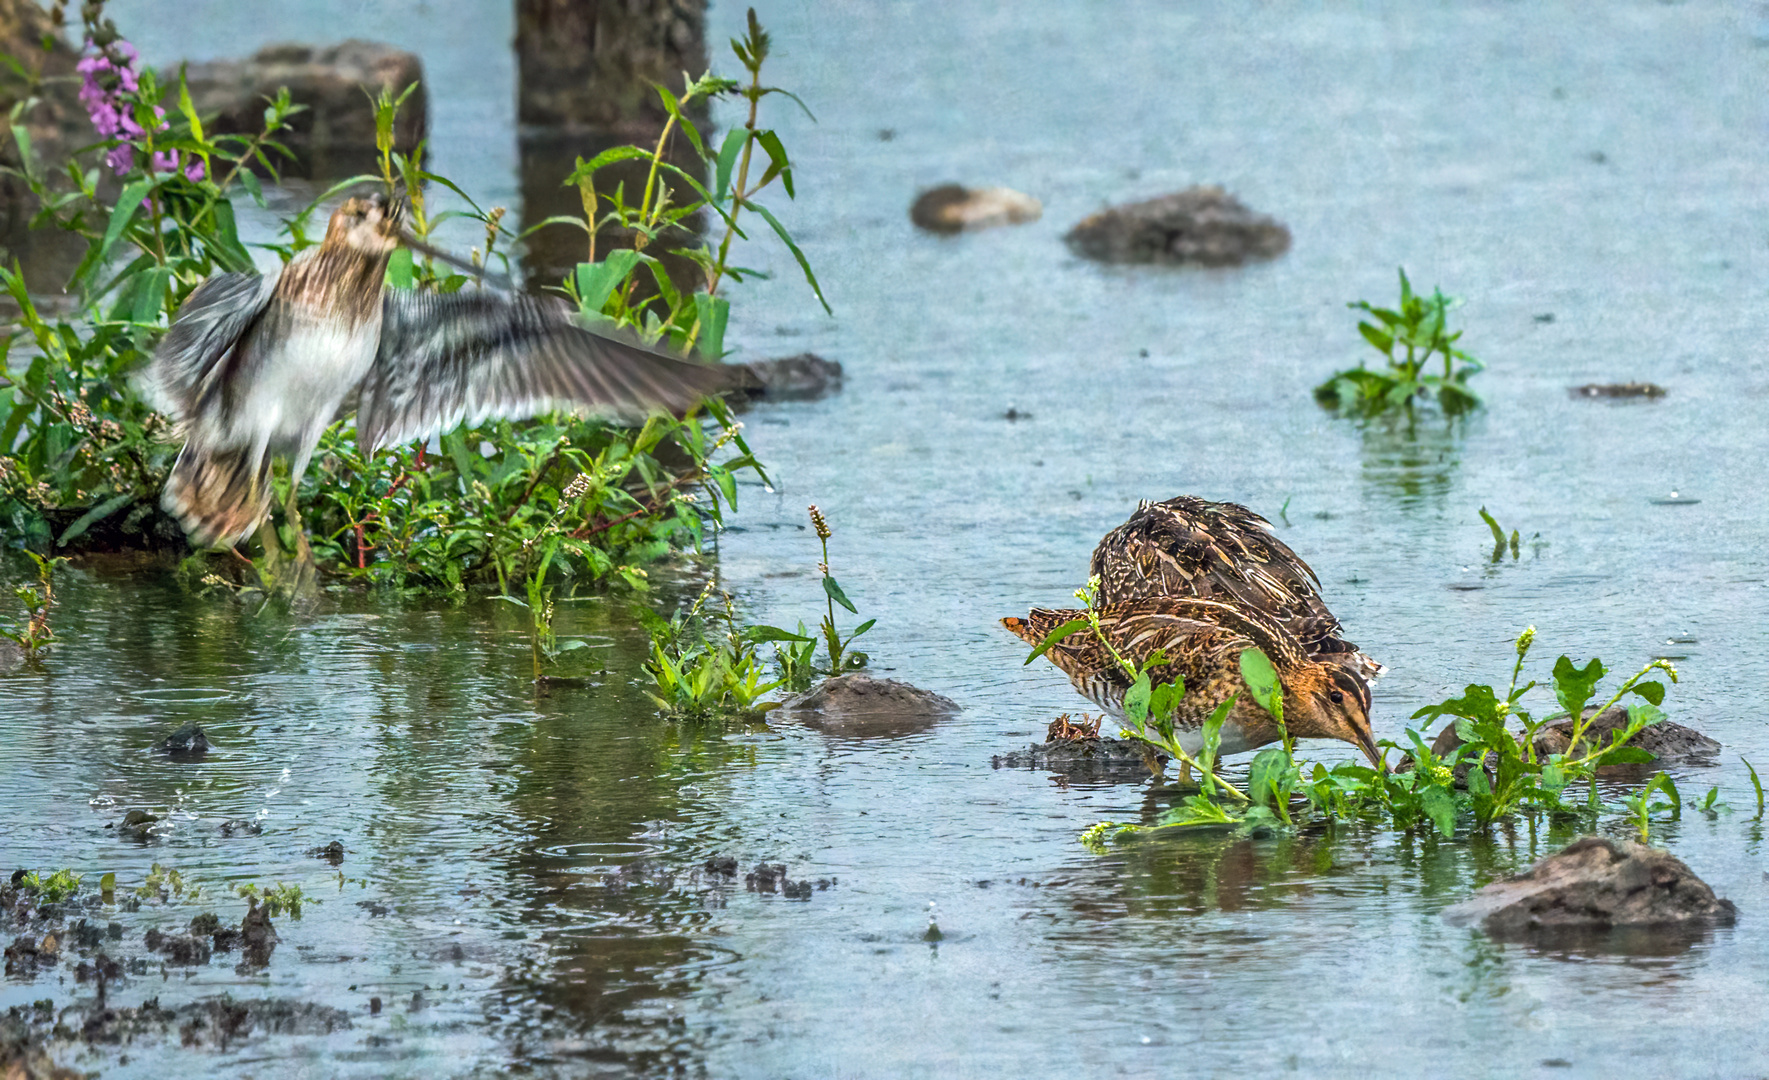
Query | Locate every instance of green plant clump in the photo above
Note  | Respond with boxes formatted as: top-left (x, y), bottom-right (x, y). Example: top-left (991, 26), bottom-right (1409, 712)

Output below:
top-left (18, 868), bottom-right (81, 902)
top-left (1029, 586), bottom-right (1686, 848)
top-left (640, 504), bottom-right (877, 717)
top-left (0, 5), bottom-right (815, 614)
top-left (1315, 268), bottom-right (1484, 417)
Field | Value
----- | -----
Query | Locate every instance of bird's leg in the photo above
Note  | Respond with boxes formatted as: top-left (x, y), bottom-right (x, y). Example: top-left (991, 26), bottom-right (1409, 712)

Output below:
top-left (280, 480), bottom-right (317, 596)
top-left (1139, 743), bottom-right (1167, 781)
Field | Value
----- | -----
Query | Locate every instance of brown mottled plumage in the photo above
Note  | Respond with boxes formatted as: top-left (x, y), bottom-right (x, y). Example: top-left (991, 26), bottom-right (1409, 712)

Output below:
top-left (1090, 495), bottom-right (1382, 679)
top-left (146, 193), bottom-right (727, 546)
top-left (1001, 596), bottom-right (1379, 767)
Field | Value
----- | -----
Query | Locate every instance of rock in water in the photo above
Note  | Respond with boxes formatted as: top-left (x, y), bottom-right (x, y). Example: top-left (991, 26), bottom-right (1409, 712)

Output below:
top-left (776, 674), bottom-right (958, 738)
top-left (1065, 186), bottom-right (1291, 266)
top-left (1443, 836), bottom-right (1735, 937)
top-left (157, 723), bottom-right (210, 756)
top-left (1573, 382), bottom-right (1666, 399)
top-left (729, 353), bottom-right (844, 401)
top-left (910, 184), bottom-right (1042, 233)
top-left (181, 41), bottom-right (425, 178)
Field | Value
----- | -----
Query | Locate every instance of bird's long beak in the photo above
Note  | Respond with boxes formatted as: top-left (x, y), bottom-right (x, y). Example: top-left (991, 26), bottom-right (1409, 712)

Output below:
top-left (399, 230), bottom-right (515, 292)
top-left (1357, 728), bottom-right (1386, 773)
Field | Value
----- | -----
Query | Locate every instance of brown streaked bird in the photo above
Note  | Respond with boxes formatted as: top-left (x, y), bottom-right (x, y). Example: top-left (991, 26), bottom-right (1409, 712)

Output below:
top-left (143, 192), bottom-right (726, 546)
top-left (1090, 495), bottom-right (1383, 680)
top-left (1001, 596), bottom-right (1381, 768)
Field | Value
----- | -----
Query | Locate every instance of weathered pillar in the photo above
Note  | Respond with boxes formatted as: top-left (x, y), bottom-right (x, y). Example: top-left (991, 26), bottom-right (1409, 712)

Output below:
top-left (515, 0), bottom-right (711, 289)
top-left (515, 0), bottom-right (707, 131)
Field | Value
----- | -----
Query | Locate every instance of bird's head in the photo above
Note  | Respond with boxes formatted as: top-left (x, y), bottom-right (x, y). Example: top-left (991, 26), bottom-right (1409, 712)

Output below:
top-left (325, 193), bottom-right (405, 255)
top-left (1284, 662), bottom-right (1381, 770)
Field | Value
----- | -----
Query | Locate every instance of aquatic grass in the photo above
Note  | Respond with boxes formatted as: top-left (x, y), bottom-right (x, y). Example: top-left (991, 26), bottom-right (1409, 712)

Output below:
top-left (1, 551), bottom-right (67, 657)
top-left (1315, 268), bottom-right (1483, 417)
top-left (17, 868), bottom-right (81, 903)
top-left (235, 882), bottom-right (312, 919)
top-left (638, 581), bottom-right (789, 718)
top-left (808, 504), bottom-right (872, 675)
top-left (1077, 622), bottom-right (1689, 847)
top-left (1479, 506), bottom-right (1521, 563)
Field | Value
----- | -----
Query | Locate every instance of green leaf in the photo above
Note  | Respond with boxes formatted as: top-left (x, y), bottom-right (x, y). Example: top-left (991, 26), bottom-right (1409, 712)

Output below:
top-left (57, 491), bottom-right (135, 546)
top-left (562, 145), bottom-right (653, 186)
top-left (1479, 506), bottom-right (1505, 548)
top-left (1248, 747), bottom-right (1290, 808)
top-left (1629, 680), bottom-right (1666, 707)
top-left (743, 199), bottom-right (831, 314)
top-left (237, 168), bottom-right (264, 206)
top-left (1419, 785), bottom-right (1457, 837)
top-left (1357, 321), bottom-right (1393, 355)
top-left (822, 575), bottom-right (858, 614)
top-left (1238, 648), bottom-right (1282, 720)
top-left (755, 129), bottom-right (794, 198)
top-left (206, 200), bottom-right (256, 273)
top-left (745, 624), bottom-right (814, 644)
top-left (130, 265), bottom-right (171, 324)
top-left (1122, 672), bottom-right (1152, 726)
top-left (385, 246), bottom-right (414, 289)
top-left (1744, 757), bottom-right (1764, 819)
top-left (1598, 747), bottom-right (1657, 765)
top-left (692, 292), bottom-right (729, 360)
top-left (1552, 655), bottom-right (1606, 721)
top-left (655, 83), bottom-right (706, 158)
top-left (72, 178), bottom-right (151, 291)
top-left (850, 618), bottom-right (876, 637)
top-left (1652, 770), bottom-right (1682, 810)
top-left (1412, 683), bottom-right (1503, 726)
top-left (100, 872), bottom-right (115, 895)
top-left (713, 127), bottom-right (745, 202)
top-left (575, 251), bottom-right (643, 315)
top-left (1022, 617), bottom-right (1088, 665)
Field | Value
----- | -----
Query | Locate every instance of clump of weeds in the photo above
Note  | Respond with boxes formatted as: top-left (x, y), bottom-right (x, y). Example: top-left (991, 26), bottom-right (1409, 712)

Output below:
top-left (1315, 268), bottom-right (1483, 417)
top-left (2, 552), bottom-right (69, 658)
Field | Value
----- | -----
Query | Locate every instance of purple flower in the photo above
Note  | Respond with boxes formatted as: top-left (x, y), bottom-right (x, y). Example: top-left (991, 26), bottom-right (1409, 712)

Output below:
top-left (78, 38), bottom-right (176, 178)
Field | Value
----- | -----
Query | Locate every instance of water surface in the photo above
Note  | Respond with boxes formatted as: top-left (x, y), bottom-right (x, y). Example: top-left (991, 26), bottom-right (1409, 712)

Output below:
top-left (6, 1), bottom-right (1769, 1076)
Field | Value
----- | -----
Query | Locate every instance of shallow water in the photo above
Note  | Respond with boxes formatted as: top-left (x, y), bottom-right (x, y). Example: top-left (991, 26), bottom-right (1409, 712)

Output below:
top-left (7, 1), bottom-right (1769, 1076)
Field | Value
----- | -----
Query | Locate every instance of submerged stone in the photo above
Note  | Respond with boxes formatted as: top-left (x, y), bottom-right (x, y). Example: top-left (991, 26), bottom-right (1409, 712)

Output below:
top-left (1414, 706), bottom-right (1719, 784)
top-left (1443, 836), bottom-right (1735, 937)
top-left (155, 724), bottom-right (209, 756)
top-left (910, 184), bottom-right (1043, 233)
top-left (992, 737), bottom-right (1166, 776)
top-left (1573, 382), bottom-right (1666, 399)
top-left (729, 353), bottom-right (844, 401)
top-left (776, 674), bottom-right (959, 739)
top-left (1065, 186), bottom-right (1291, 266)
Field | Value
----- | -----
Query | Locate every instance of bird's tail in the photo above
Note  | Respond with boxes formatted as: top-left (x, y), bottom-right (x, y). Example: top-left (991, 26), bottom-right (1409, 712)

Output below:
top-left (162, 441), bottom-right (274, 547)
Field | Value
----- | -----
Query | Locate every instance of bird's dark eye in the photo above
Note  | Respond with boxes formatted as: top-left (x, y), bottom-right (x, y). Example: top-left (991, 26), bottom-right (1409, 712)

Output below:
top-left (1329, 690), bottom-right (1345, 704)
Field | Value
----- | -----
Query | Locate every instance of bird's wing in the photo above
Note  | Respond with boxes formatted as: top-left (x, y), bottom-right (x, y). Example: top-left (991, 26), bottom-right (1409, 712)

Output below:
top-left (142, 271), bottom-right (280, 424)
top-left (354, 290), bottom-right (731, 456)
top-left (1092, 497), bottom-right (1349, 653)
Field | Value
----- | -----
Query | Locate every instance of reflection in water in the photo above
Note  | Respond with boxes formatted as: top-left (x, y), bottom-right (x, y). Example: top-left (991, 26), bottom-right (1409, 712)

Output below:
top-left (1357, 411), bottom-right (1468, 507)
top-left (517, 128), bottom-right (706, 296)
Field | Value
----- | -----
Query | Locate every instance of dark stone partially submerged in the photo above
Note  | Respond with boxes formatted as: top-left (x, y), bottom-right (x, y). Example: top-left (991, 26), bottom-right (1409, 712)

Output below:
top-left (1443, 836), bottom-right (1735, 939)
top-left (775, 674), bottom-right (959, 739)
top-left (729, 353), bottom-right (844, 401)
top-left (993, 737), bottom-right (1165, 776)
top-left (1573, 382), bottom-right (1666, 399)
top-left (1415, 706), bottom-right (1719, 784)
top-left (155, 724), bottom-right (209, 757)
top-left (1065, 186), bottom-right (1291, 266)
top-left (181, 41), bottom-right (425, 178)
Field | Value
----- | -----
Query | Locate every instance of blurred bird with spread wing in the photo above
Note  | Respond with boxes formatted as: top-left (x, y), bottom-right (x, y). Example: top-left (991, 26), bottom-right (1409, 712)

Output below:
top-left (144, 192), bottom-right (726, 546)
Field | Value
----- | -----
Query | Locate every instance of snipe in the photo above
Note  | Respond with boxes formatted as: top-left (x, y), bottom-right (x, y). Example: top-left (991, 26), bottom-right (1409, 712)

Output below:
top-left (1090, 495), bottom-right (1383, 679)
top-left (145, 193), bottom-right (724, 546)
top-left (1002, 596), bottom-right (1380, 768)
